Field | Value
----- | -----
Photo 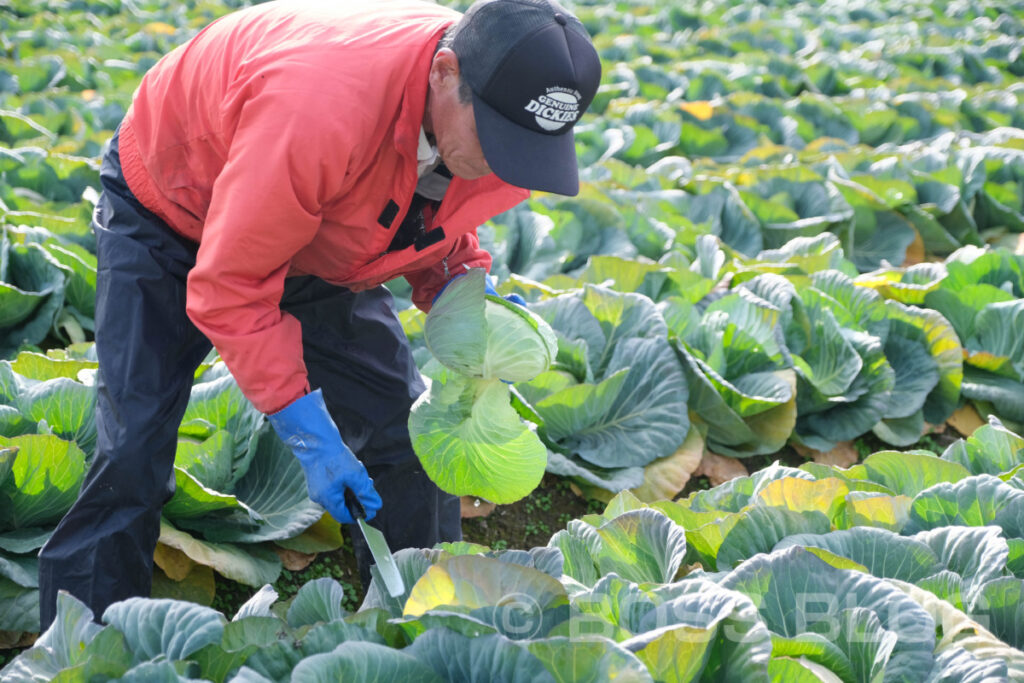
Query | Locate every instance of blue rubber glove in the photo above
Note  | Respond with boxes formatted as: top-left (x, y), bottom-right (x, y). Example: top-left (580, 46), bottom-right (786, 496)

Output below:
top-left (485, 274), bottom-right (527, 307)
top-left (268, 389), bottom-right (382, 524)
top-left (433, 272), bottom-right (527, 307)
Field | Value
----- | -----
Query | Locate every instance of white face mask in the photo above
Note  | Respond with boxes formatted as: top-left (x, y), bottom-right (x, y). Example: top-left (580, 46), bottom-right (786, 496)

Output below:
top-left (416, 127), bottom-right (441, 178)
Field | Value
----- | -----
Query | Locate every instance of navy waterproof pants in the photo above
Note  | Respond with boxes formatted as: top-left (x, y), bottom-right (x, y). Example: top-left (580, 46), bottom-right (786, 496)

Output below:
top-left (37, 131), bottom-right (461, 630)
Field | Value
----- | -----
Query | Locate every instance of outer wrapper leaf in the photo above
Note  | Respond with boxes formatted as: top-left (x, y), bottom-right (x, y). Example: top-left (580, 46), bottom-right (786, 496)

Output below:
top-left (0, 433), bottom-right (86, 529)
top-left (410, 373), bottom-right (546, 505)
top-left (722, 546), bottom-right (936, 682)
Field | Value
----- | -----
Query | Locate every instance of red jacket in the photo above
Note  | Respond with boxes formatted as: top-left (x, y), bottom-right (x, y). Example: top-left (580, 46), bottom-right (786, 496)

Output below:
top-left (117, 0), bottom-right (530, 414)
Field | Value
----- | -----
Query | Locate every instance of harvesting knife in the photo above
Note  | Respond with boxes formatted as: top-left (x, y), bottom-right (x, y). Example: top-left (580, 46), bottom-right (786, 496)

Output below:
top-left (345, 490), bottom-right (405, 598)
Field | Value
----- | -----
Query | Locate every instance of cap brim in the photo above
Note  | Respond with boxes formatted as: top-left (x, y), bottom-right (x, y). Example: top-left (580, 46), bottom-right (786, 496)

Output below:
top-left (471, 90), bottom-right (580, 196)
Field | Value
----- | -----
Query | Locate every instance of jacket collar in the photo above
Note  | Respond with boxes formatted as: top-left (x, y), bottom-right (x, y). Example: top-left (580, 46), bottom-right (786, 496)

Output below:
top-left (393, 25), bottom-right (443, 166)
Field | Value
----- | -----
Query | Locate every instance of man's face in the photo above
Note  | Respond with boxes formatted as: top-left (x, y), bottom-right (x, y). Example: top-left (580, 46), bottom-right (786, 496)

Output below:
top-left (427, 49), bottom-right (492, 181)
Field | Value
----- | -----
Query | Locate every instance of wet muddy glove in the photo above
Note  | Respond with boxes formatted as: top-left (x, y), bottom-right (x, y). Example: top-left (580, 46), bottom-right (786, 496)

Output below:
top-left (268, 388), bottom-right (382, 524)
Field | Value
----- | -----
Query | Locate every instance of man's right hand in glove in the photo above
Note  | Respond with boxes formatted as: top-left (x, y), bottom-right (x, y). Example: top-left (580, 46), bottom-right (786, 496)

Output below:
top-left (267, 388), bottom-right (382, 524)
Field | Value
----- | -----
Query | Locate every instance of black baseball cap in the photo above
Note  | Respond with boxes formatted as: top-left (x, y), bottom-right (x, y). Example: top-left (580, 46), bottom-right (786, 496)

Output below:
top-left (452, 0), bottom-right (601, 196)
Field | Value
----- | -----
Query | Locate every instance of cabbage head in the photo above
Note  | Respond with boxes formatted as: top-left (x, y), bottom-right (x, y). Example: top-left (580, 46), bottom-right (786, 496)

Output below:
top-left (411, 268), bottom-right (555, 503)
top-left (424, 269), bottom-right (557, 382)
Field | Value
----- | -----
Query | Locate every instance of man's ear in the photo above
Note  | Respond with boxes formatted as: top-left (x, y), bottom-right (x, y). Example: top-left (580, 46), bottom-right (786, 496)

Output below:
top-left (429, 48), bottom-right (461, 90)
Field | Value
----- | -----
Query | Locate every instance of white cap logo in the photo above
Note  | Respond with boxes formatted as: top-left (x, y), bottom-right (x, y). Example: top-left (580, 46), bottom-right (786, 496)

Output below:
top-left (524, 86), bottom-right (581, 132)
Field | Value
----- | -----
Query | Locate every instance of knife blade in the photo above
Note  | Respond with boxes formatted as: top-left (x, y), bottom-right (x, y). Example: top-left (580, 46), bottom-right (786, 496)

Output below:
top-left (345, 490), bottom-right (405, 598)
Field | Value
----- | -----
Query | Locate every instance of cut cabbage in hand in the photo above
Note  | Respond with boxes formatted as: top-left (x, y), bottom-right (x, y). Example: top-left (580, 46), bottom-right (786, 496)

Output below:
top-left (411, 269), bottom-right (555, 504)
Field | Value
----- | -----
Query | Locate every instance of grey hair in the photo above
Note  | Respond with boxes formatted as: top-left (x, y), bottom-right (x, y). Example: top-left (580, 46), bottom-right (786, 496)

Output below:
top-left (435, 24), bottom-right (473, 104)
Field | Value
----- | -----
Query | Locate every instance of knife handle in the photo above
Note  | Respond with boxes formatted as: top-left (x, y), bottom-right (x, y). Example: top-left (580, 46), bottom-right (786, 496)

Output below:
top-left (344, 489), bottom-right (365, 522)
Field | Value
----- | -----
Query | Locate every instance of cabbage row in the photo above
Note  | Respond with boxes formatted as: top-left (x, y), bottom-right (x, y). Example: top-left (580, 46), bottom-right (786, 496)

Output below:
top-left (478, 130), bottom-right (1024, 284)
top-left (583, 0), bottom-right (1024, 103)
top-left (553, 0), bottom-right (1024, 270)
top-left (0, 0), bottom-right (216, 349)
top-left (0, 350), bottom-right (341, 634)
top-left (4, 0), bottom-right (1024, 345)
top-left (6, 420), bottom-right (1023, 682)
top-left (399, 234), bottom-right (1022, 500)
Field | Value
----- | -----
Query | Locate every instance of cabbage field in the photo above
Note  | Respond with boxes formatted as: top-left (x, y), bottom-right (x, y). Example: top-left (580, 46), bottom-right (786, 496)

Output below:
top-left (2, 0), bottom-right (1024, 680)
